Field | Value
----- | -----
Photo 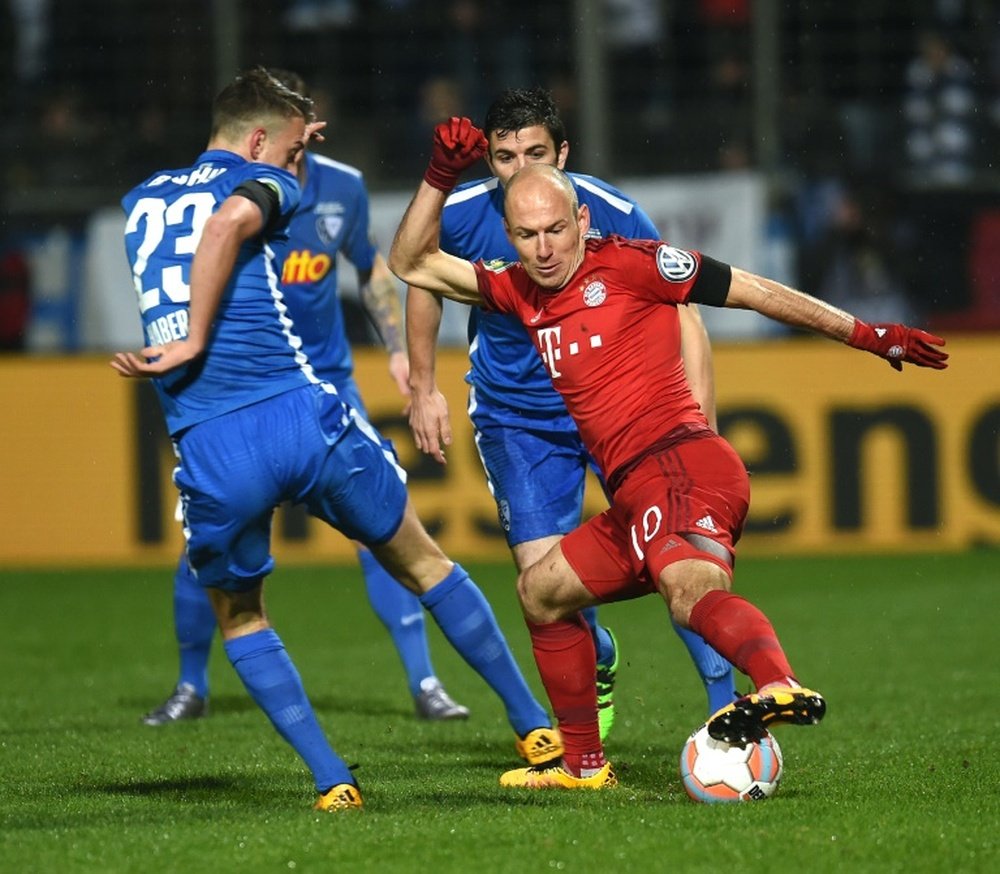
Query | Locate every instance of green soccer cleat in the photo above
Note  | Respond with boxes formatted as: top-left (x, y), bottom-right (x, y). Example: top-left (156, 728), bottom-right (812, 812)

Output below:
top-left (515, 726), bottom-right (564, 766)
top-left (596, 627), bottom-right (620, 742)
top-left (315, 782), bottom-right (363, 812)
top-left (500, 761), bottom-right (617, 790)
top-left (707, 685), bottom-right (827, 746)
top-left (140, 683), bottom-right (207, 726)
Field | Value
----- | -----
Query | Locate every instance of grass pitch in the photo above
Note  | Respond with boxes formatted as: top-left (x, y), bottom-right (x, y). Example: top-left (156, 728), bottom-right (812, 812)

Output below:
top-left (1, 552), bottom-right (997, 873)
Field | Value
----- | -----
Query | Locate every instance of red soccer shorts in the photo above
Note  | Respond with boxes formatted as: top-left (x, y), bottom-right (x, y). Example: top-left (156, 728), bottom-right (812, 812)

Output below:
top-left (561, 434), bottom-right (750, 602)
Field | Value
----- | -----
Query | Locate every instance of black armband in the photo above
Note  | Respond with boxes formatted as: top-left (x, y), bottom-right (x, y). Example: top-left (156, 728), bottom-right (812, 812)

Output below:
top-left (688, 255), bottom-right (732, 307)
top-left (232, 180), bottom-right (281, 234)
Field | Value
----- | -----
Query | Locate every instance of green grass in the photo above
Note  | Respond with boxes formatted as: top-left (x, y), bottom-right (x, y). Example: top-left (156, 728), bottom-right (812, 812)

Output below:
top-left (1, 553), bottom-right (997, 873)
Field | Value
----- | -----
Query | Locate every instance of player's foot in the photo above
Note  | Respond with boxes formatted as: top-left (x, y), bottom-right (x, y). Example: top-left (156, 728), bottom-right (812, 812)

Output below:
top-left (314, 782), bottom-right (363, 812)
top-left (707, 685), bottom-right (826, 746)
top-left (596, 627), bottom-right (620, 742)
top-left (515, 726), bottom-right (564, 766)
top-left (500, 761), bottom-right (617, 790)
top-left (414, 678), bottom-right (470, 720)
top-left (140, 683), bottom-right (207, 726)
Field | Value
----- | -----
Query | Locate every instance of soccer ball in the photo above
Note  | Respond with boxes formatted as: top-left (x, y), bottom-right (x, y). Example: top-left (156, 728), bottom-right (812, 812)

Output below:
top-left (679, 723), bottom-right (783, 803)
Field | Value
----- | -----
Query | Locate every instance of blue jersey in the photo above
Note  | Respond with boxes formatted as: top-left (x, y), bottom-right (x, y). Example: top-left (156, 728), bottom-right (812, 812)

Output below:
top-left (122, 149), bottom-right (318, 436)
top-left (274, 152), bottom-right (377, 385)
top-left (442, 173), bottom-right (659, 417)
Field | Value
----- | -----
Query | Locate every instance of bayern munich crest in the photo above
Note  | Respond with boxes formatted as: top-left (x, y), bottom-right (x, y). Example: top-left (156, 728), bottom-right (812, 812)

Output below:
top-left (656, 245), bottom-right (697, 282)
top-left (582, 280), bottom-right (607, 307)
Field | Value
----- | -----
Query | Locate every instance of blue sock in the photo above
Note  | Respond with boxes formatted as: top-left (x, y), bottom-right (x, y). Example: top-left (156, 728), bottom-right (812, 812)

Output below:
top-left (581, 606), bottom-right (616, 666)
top-left (173, 556), bottom-right (216, 698)
top-left (419, 564), bottom-right (549, 736)
top-left (671, 621), bottom-right (738, 714)
top-left (358, 548), bottom-right (434, 697)
top-left (223, 629), bottom-right (353, 792)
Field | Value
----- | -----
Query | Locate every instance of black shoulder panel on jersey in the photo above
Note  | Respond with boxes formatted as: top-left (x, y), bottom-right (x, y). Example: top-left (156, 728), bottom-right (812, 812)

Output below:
top-left (688, 255), bottom-right (732, 307)
top-left (232, 180), bottom-right (281, 233)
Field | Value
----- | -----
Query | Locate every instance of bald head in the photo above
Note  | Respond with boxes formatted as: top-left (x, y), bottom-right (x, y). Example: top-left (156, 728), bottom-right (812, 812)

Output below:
top-left (503, 164), bottom-right (589, 290)
top-left (504, 163), bottom-right (578, 225)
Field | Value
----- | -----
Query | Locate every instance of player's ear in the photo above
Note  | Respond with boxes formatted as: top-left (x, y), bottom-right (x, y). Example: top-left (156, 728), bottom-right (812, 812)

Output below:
top-left (556, 140), bottom-right (569, 170)
top-left (249, 127), bottom-right (268, 161)
top-left (577, 202), bottom-right (590, 236)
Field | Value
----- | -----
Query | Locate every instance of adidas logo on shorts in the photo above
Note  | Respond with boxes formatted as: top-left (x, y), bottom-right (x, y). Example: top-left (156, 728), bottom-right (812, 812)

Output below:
top-left (695, 514), bottom-right (718, 534)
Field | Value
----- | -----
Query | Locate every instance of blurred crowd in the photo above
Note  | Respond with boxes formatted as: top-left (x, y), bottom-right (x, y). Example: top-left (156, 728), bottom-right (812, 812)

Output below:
top-left (2, 0), bottom-right (1000, 350)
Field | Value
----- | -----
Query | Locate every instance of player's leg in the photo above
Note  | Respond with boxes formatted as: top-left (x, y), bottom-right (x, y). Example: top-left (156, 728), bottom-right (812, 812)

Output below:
top-left (308, 409), bottom-right (557, 757)
top-left (658, 555), bottom-right (825, 745)
top-left (512, 536), bottom-right (618, 741)
top-left (638, 436), bottom-right (825, 745)
top-left (176, 393), bottom-right (361, 810)
top-left (354, 544), bottom-right (469, 719)
top-left (499, 536), bottom-right (619, 789)
top-left (336, 377), bottom-right (466, 719)
top-left (207, 581), bottom-right (359, 810)
top-left (141, 551), bottom-right (215, 725)
top-left (473, 412), bottom-right (620, 739)
top-left (370, 501), bottom-right (555, 747)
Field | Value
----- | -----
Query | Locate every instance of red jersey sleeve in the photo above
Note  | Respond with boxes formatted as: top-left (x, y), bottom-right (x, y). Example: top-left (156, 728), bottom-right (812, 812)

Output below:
top-left (611, 238), bottom-right (731, 307)
top-left (473, 259), bottom-right (518, 314)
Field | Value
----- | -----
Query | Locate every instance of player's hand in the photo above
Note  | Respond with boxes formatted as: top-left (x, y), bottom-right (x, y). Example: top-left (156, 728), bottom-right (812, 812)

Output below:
top-left (109, 340), bottom-right (203, 378)
top-left (407, 386), bottom-right (452, 464)
top-left (847, 320), bottom-right (949, 372)
top-left (305, 120), bottom-right (327, 145)
top-left (423, 116), bottom-right (488, 192)
top-left (388, 350), bottom-right (410, 399)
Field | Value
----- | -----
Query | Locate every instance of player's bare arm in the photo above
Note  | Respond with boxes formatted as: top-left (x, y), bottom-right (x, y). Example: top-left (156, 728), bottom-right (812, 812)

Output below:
top-left (677, 303), bottom-right (717, 431)
top-left (725, 265), bottom-right (948, 371)
top-left (358, 252), bottom-right (409, 396)
top-left (406, 283), bottom-right (453, 464)
top-left (389, 181), bottom-right (481, 304)
top-left (111, 194), bottom-right (265, 378)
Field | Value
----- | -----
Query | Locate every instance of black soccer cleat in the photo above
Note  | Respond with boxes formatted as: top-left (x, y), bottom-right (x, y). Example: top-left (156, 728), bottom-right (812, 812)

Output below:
top-left (706, 686), bottom-right (826, 747)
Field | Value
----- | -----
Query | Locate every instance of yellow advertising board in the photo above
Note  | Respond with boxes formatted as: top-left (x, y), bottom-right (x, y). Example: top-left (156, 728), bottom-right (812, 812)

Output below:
top-left (1, 336), bottom-right (998, 567)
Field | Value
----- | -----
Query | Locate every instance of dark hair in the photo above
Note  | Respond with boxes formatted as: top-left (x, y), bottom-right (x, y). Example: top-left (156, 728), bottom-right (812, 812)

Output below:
top-left (210, 66), bottom-right (314, 141)
top-left (483, 87), bottom-right (566, 148)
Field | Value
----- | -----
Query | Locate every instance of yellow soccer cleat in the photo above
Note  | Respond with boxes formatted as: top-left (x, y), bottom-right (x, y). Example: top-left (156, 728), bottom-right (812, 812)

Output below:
top-left (514, 726), bottom-right (564, 766)
top-left (500, 761), bottom-right (617, 790)
top-left (707, 685), bottom-right (826, 746)
top-left (315, 782), bottom-right (363, 812)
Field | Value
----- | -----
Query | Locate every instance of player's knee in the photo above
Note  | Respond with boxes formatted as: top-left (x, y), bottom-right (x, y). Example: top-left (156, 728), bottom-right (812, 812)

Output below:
top-left (515, 566), bottom-right (554, 623)
top-left (657, 558), bottom-right (731, 627)
top-left (516, 564), bottom-right (578, 624)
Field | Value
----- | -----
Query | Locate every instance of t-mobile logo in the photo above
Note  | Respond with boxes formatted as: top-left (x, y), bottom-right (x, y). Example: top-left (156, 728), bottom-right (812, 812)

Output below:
top-left (536, 325), bottom-right (604, 379)
top-left (537, 326), bottom-right (563, 378)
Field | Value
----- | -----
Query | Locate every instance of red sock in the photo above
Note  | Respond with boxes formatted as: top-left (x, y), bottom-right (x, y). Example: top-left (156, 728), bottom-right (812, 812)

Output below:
top-left (526, 613), bottom-right (603, 774)
top-left (688, 590), bottom-right (797, 691)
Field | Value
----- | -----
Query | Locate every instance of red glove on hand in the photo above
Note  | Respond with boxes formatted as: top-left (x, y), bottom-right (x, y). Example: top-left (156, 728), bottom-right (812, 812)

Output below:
top-left (423, 116), bottom-right (488, 192)
top-left (847, 320), bottom-right (949, 371)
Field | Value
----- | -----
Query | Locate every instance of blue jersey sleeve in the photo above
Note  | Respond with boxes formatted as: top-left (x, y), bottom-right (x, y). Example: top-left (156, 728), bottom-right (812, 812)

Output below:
top-left (242, 164), bottom-right (301, 222)
top-left (339, 175), bottom-right (376, 273)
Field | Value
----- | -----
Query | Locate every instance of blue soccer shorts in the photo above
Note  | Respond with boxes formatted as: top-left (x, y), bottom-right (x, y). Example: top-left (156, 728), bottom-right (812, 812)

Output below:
top-left (174, 384), bottom-right (407, 591)
top-left (469, 395), bottom-right (605, 548)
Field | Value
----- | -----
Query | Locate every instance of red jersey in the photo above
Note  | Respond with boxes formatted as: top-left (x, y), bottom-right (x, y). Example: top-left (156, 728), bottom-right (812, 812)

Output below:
top-left (475, 235), bottom-right (729, 484)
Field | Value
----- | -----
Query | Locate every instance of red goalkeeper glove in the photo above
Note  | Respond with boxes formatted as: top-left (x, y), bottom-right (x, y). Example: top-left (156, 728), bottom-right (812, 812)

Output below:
top-left (423, 116), bottom-right (488, 192)
top-left (847, 320), bottom-right (949, 371)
